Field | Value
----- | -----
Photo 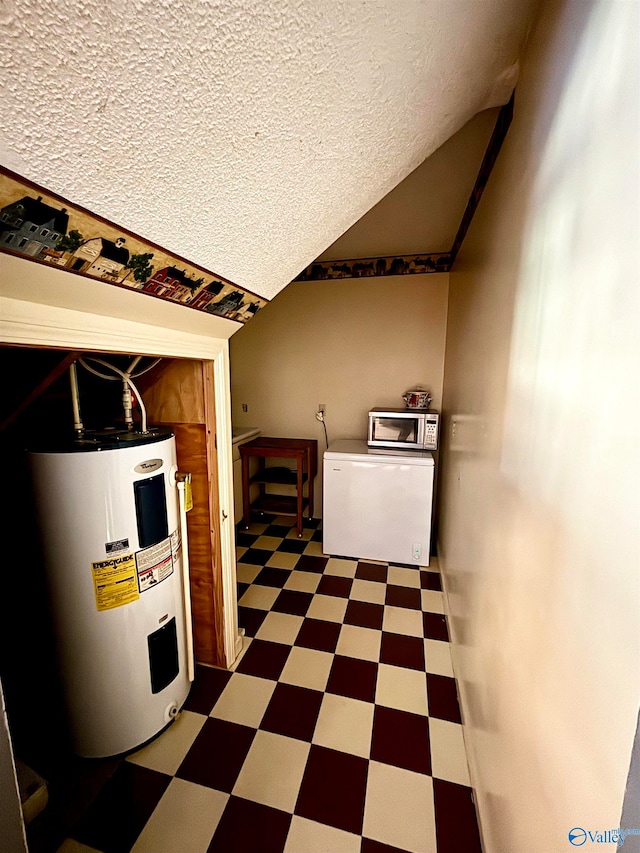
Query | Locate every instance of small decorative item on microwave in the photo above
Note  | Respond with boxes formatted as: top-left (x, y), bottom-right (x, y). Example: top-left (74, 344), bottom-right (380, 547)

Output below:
top-left (402, 387), bottom-right (432, 409)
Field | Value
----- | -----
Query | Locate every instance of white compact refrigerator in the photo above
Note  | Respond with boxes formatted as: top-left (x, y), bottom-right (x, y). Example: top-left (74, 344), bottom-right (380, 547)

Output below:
top-left (322, 439), bottom-right (434, 565)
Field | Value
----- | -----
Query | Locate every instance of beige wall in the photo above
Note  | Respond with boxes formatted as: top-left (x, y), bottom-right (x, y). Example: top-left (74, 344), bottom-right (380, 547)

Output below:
top-left (230, 274), bottom-right (449, 514)
top-left (438, 1), bottom-right (640, 851)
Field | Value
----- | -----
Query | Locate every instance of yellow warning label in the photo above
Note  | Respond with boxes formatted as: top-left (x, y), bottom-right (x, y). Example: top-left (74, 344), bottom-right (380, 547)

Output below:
top-left (92, 554), bottom-right (139, 611)
top-left (184, 478), bottom-right (194, 512)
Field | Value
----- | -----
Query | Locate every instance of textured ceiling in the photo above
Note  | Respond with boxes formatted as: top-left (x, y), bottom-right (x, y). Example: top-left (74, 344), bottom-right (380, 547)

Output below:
top-left (0, 0), bottom-right (538, 300)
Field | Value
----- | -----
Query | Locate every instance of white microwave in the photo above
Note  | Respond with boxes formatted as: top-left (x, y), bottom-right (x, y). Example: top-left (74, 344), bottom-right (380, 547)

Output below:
top-left (367, 408), bottom-right (439, 451)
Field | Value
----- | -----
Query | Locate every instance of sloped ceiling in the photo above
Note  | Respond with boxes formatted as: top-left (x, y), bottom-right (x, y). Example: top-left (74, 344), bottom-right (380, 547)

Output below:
top-left (318, 106), bottom-right (500, 261)
top-left (0, 0), bottom-right (538, 301)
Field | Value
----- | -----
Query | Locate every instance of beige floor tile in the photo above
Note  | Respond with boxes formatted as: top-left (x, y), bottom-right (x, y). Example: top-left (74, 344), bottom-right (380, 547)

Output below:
top-left (56, 841), bottom-right (102, 853)
top-left (387, 565), bottom-right (421, 588)
top-left (238, 584), bottom-right (280, 610)
top-left (232, 730), bottom-right (310, 812)
top-left (284, 816), bottom-right (360, 853)
top-left (324, 557), bottom-right (358, 578)
top-left (253, 535), bottom-right (285, 550)
top-left (243, 522), bottom-right (270, 535)
top-left (312, 693), bottom-right (374, 758)
top-left (363, 761), bottom-right (436, 853)
top-left (126, 711), bottom-right (206, 776)
top-left (210, 673), bottom-right (276, 727)
top-left (268, 551), bottom-right (304, 569)
top-left (286, 527), bottom-right (314, 541)
top-left (382, 605), bottom-right (424, 637)
top-left (421, 590), bottom-right (445, 613)
top-left (335, 624), bottom-right (382, 662)
top-left (255, 611), bottom-right (304, 645)
top-left (279, 646), bottom-right (333, 691)
top-left (131, 777), bottom-right (228, 853)
top-left (375, 663), bottom-right (428, 715)
top-left (305, 594), bottom-right (348, 623)
top-left (303, 540), bottom-right (325, 556)
top-left (429, 718), bottom-right (471, 786)
top-left (236, 546), bottom-right (247, 561)
top-left (284, 569), bottom-right (321, 592)
top-left (423, 639), bottom-right (454, 677)
top-left (236, 562), bottom-right (262, 584)
top-left (350, 578), bottom-right (386, 605)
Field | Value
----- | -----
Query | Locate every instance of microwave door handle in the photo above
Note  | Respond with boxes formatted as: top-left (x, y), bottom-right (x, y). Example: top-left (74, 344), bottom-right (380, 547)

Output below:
top-left (416, 417), bottom-right (426, 448)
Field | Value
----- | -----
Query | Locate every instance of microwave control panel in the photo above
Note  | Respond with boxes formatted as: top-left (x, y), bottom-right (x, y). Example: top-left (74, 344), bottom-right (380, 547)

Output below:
top-left (424, 415), bottom-right (439, 450)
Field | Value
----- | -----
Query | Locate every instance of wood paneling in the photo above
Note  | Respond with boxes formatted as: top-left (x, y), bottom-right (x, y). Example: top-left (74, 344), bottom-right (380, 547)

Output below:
top-left (142, 359), bottom-right (226, 668)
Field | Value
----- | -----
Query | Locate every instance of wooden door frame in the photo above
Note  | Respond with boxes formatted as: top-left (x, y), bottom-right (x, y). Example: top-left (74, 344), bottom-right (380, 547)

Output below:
top-left (0, 293), bottom-right (242, 667)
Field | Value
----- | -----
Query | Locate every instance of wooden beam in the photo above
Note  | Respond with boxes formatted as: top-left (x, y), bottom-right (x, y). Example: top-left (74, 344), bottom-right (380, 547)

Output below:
top-left (448, 93), bottom-right (514, 264)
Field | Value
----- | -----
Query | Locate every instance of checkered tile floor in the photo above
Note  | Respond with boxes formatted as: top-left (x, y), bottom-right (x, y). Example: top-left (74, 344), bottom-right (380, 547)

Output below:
top-left (39, 513), bottom-right (481, 853)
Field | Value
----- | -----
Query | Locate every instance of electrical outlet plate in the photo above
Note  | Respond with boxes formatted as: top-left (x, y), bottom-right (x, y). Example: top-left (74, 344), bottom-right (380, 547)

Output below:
top-left (318, 403), bottom-right (326, 413)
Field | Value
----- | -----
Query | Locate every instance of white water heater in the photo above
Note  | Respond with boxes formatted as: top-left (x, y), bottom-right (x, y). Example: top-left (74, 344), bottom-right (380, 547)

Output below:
top-left (28, 428), bottom-right (193, 758)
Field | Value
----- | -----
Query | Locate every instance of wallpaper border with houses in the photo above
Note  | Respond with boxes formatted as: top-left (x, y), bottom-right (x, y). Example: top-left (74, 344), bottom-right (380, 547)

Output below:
top-left (1, 95), bottom-right (513, 316)
top-left (0, 168), bottom-right (268, 324)
top-left (294, 252), bottom-right (451, 281)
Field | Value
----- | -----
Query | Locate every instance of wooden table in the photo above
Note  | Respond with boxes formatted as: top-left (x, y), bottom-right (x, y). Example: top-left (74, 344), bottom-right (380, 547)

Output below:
top-left (240, 436), bottom-right (318, 537)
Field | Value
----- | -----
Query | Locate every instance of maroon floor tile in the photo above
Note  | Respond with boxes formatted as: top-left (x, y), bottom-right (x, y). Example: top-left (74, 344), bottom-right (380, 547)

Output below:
top-left (264, 523), bottom-right (294, 538)
top-left (240, 547), bottom-right (274, 565)
top-left (355, 562), bottom-right (388, 583)
top-left (295, 554), bottom-right (329, 573)
top-left (185, 664), bottom-right (233, 715)
top-left (316, 575), bottom-right (353, 598)
top-left (370, 705), bottom-right (431, 775)
top-left (276, 538), bottom-right (307, 554)
top-left (385, 585), bottom-right (422, 609)
top-left (234, 639), bottom-right (291, 680)
top-left (253, 566), bottom-right (291, 588)
top-left (344, 600), bottom-right (384, 630)
top-left (295, 745), bottom-right (368, 835)
top-left (69, 762), bottom-right (170, 853)
top-left (294, 617), bottom-right (341, 653)
top-left (423, 612), bottom-right (450, 641)
top-left (433, 778), bottom-right (482, 853)
top-left (426, 674), bottom-right (462, 723)
top-left (326, 655), bottom-right (378, 703)
top-left (176, 718), bottom-right (255, 792)
top-left (237, 606), bottom-right (269, 638)
top-left (260, 682), bottom-right (323, 741)
top-left (379, 633), bottom-right (425, 671)
top-left (420, 571), bottom-right (442, 591)
top-left (207, 796), bottom-right (291, 853)
top-left (272, 588), bottom-right (313, 616)
top-left (236, 531), bottom-right (259, 548)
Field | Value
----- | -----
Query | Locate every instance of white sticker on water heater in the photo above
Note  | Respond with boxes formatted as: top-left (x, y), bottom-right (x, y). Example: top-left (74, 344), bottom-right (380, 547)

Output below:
top-left (105, 538), bottom-right (130, 555)
top-left (135, 537), bottom-right (174, 592)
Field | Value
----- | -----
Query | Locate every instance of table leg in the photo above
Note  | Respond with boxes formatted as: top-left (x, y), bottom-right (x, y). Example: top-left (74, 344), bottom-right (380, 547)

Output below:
top-left (307, 447), bottom-right (315, 519)
top-left (242, 455), bottom-right (251, 529)
top-left (296, 456), bottom-right (304, 537)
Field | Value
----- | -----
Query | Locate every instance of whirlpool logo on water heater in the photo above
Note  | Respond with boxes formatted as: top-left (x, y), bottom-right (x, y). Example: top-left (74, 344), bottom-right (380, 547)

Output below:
top-left (134, 459), bottom-right (163, 474)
